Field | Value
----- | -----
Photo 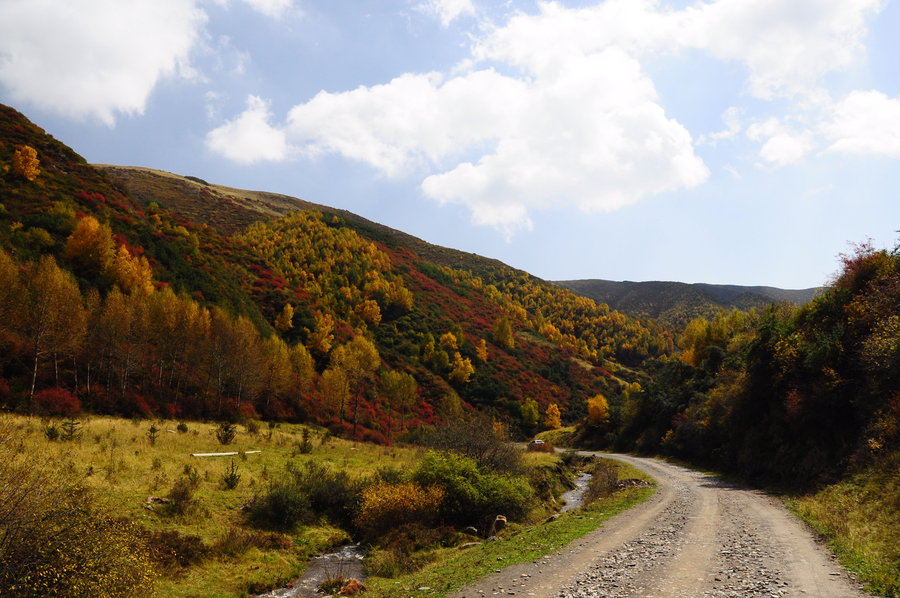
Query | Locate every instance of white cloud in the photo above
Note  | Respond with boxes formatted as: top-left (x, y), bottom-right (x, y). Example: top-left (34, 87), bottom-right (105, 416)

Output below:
top-left (417, 0), bottom-right (476, 27)
top-left (699, 107), bottom-right (742, 145)
top-left (822, 90), bottom-right (900, 158)
top-left (746, 118), bottom-right (814, 166)
top-left (205, 95), bottom-right (289, 163)
top-left (685, 0), bottom-right (882, 99)
top-left (0, 0), bottom-right (206, 125)
top-left (239, 0), bottom-right (295, 18)
top-left (205, 0), bottom-right (885, 234)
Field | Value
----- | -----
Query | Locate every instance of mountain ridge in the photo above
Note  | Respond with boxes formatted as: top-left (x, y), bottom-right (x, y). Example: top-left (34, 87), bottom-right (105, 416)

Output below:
top-left (555, 278), bottom-right (823, 327)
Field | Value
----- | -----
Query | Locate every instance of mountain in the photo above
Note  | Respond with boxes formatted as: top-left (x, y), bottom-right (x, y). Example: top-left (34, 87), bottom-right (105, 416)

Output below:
top-left (555, 279), bottom-right (823, 328)
top-left (0, 103), bottom-right (673, 440)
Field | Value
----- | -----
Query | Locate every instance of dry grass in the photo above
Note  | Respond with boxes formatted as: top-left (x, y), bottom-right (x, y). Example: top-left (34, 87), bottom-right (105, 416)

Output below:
top-left (1, 413), bottom-right (420, 597)
top-left (787, 452), bottom-right (899, 597)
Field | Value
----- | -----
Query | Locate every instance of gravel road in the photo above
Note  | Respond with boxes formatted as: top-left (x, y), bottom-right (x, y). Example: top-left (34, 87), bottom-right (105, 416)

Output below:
top-left (450, 454), bottom-right (872, 598)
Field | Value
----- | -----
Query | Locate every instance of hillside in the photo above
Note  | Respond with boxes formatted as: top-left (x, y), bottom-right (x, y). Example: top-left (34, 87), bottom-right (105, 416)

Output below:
top-left (0, 103), bottom-right (672, 440)
top-left (555, 278), bottom-right (822, 327)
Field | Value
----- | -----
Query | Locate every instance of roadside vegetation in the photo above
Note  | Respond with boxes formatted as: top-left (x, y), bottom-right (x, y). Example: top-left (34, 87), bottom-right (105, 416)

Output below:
top-left (0, 412), bottom-right (649, 597)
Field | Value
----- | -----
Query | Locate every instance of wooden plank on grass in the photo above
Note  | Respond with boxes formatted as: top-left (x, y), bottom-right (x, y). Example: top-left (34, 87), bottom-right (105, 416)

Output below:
top-left (190, 450), bottom-right (262, 457)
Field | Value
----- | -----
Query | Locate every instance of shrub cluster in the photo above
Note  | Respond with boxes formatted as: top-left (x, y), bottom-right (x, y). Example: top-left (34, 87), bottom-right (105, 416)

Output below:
top-left (249, 461), bottom-right (364, 532)
top-left (412, 451), bottom-right (533, 529)
top-left (355, 482), bottom-right (444, 541)
top-left (0, 425), bottom-right (156, 596)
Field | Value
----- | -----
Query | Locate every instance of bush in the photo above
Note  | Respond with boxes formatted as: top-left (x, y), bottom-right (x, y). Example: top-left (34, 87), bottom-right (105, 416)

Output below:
top-left (355, 482), bottom-right (444, 542)
top-left (582, 460), bottom-right (620, 504)
top-left (248, 481), bottom-right (313, 532)
top-left (424, 413), bottom-right (523, 473)
top-left (288, 461), bottom-right (366, 529)
top-left (165, 475), bottom-right (200, 517)
top-left (221, 459), bottom-right (241, 490)
top-left (34, 387), bottom-right (80, 416)
top-left (412, 451), bottom-right (533, 529)
top-left (176, 422), bottom-right (189, 433)
top-left (0, 424), bottom-right (157, 596)
top-left (250, 461), bottom-right (367, 532)
top-left (216, 422), bottom-right (237, 445)
top-left (144, 530), bottom-right (210, 569)
top-left (212, 528), bottom-right (292, 558)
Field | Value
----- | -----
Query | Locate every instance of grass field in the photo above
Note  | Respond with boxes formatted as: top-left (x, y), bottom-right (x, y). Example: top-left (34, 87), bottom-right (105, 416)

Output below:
top-left (2, 413), bottom-right (421, 597)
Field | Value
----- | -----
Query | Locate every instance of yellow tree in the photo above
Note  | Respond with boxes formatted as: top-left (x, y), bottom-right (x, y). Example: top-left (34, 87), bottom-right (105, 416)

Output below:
top-left (587, 393), bottom-right (610, 427)
top-left (380, 370), bottom-right (417, 438)
top-left (544, 402), bottom-right (562, 429)
top-left (321, 366), bottom-right (350, 420)
top-left (475, 338), bottom-right (488, 362)
top-left (331, 336), bottom-right (380, 436)
top-left (274, 303), bottom-right (294, 333)
top-left (21, 256), bottom-right (87, 406)
top-left (448, 352), bottom-right (474, 385)
top-left (110, 245), bottom-right (154, 294)
top-left (63, 215), bottom-right (115, 281)
top-left (12, 145), bottom-right (40, 181)
top-left (493, 316), bottom-right (515, 350)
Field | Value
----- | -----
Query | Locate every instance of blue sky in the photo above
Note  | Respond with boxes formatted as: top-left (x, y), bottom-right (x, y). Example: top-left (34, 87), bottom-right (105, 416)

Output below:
top-left (1, 0), bottom-right (898, 288)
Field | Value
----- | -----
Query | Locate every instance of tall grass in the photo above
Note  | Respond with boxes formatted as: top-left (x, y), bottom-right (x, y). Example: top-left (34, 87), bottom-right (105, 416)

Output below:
top-left (787, 452), bottom-right (899, 597)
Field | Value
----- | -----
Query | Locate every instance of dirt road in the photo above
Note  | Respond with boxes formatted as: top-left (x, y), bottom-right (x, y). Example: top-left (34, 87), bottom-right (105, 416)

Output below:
top-left (450, 454), bottom-right (871, 598)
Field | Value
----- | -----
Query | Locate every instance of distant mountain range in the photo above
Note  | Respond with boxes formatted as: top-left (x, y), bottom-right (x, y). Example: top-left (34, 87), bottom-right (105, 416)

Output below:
top-left (554, 279), bottom-right (823, 327)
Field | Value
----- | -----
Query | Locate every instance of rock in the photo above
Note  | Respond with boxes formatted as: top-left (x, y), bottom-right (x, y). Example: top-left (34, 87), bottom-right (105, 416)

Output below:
top-left (339, 578), bottom-right (365, 595)
top-left (489, 514), bottom-right (507, 537)
top-left (146, 496), bottom-right (171, 505)
top-left (616, 478), bottom-right (652, 488)
top-left (463, 525), bottom-right (480, 536)
top-left (460, 542), bottom-right (483, 550)
top-left (546, 513), bottom-right (561, 522)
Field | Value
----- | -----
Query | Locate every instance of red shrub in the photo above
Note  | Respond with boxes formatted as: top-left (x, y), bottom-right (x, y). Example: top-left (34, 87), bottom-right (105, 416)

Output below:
top-left (34, 387), bottom-right (81, 416)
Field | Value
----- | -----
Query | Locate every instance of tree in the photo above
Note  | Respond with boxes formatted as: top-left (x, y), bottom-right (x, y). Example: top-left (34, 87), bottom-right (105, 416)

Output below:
top-left (110, 245), bottom-right (154, 294)
top-left (321, 367), bottom-right (349, 420)
top-left (12, 145), bottom-right (40, 181)
top-left (274, 303), bottom-right (294, 333)
top-left (475, 338), bottom-right (488, 362)
top-left (20, 256), bottom-right (87, 406)
top-left (521, 397), bottom-right (539, 428)
top-left (331, 337), bottom-right (380, 436)
top-left (493, 316), bottom-right (515, 350)
top-left (448, 352), bottom-right (474, 385)
top-left (587, 393), bottom-right (610, 427)
top-left (63, 215), bottom-right (115, 282)
top-left (381, 370), bottom-right (417, 438)
top-left (544, 402), bottom-right (562, 429)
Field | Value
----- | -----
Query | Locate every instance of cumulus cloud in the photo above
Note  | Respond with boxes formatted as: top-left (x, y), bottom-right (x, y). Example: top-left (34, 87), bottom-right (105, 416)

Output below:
top-left (0, 0), bottom-right (206, 125)
top-left (206, 95), bottom-right (289, 163)
top-left (417, 0), bottom-right (476, 27)
top-left (205, 0), bottom-right (886, 234)
top-left (746, 118), bottom-right (814, 166)
top-left (822, 90), bottom-right (900, 158)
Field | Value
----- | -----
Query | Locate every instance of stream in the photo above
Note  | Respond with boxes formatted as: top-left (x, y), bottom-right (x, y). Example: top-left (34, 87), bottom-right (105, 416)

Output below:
top-left (257, 469), bottom-right (592, 596)
top-left (560, 470), bottom-right (592, 512)
top-left (255, 544), bottom-right (366, 597)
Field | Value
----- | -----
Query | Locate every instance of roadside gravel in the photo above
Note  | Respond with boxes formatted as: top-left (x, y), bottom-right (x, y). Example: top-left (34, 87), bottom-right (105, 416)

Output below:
top-left (451, 454), bottom-right (872, 598)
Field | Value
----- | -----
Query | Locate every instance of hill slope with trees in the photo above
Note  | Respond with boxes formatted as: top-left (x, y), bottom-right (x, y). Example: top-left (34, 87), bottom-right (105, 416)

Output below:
top-left (0, 103), bottom-right (673, 440)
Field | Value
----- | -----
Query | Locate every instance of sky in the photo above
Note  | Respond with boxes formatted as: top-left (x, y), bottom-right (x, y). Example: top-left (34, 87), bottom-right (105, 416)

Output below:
top-left (1, 0), bottom-right (898, 289)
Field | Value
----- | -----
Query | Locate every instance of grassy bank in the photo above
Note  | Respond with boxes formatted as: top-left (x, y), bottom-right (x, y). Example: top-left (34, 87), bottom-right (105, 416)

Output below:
top-left (786, 453), bottom-right (899, 597)
top-left (1, 413), bottom-right (419, 597)
top-left (364, 458), bottom-right (654, 597)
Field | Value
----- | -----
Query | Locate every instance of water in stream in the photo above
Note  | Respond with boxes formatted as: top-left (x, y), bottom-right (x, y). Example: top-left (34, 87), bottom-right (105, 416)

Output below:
top-left (560, 471), bottom-right (592, 512)
top-left (255, 544), bottom-right (365, 597)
